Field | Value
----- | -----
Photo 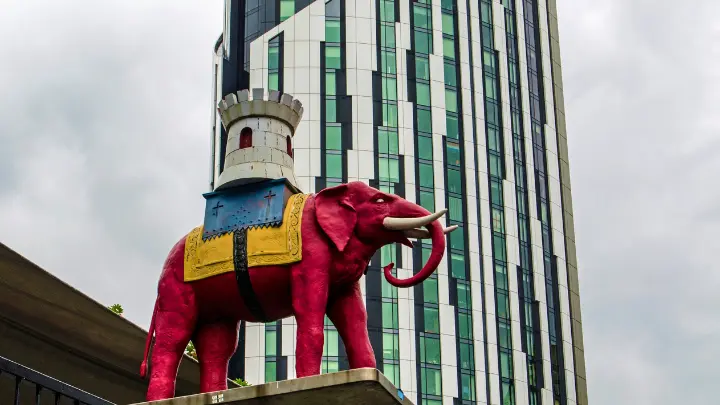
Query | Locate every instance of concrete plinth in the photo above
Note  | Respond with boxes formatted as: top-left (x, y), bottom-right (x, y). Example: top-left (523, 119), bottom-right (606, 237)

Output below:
top-left (130, 368), bottom-right (413, 405)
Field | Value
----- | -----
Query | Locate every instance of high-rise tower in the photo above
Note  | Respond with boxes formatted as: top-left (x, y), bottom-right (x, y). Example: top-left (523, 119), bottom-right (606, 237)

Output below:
top-left (209, 1), bottom-right (587, 404)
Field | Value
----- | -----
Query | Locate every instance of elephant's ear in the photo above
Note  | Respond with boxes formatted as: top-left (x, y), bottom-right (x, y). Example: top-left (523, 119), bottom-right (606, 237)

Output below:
top-left (315, 184), bottom-right (357, 252)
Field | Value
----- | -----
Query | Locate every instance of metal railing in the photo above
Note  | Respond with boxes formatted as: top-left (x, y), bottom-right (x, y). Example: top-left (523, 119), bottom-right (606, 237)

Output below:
top-left (0, 355), bottom-right (114, 405)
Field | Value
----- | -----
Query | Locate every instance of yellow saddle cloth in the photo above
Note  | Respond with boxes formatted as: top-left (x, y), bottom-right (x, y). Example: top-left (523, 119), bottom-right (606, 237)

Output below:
top-left (184, 193), bottom-right (309, 282)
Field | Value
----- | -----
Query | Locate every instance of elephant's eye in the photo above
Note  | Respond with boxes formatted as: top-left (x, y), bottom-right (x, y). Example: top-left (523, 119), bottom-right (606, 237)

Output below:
top-left (375, 198), bottom-right (385, 203)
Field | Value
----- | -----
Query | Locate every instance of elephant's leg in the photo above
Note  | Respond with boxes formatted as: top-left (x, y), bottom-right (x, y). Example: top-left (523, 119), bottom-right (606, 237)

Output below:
top-left (147, 302), bottom-right (198, 400)
top-left (291, 266), bottom-right (330, 377)
top-left (327, 281), bottom-right (376, 369)
top-left (195, 321), bottom-right (240, 393)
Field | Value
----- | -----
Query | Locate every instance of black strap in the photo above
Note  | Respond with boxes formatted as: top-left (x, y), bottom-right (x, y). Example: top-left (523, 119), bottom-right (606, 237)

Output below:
top-left (233, 228), bottom-right (268, 322)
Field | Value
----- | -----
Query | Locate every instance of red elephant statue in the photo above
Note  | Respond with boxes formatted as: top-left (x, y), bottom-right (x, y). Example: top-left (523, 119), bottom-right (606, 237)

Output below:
top-left (140, 181), bottom-right (456, 401)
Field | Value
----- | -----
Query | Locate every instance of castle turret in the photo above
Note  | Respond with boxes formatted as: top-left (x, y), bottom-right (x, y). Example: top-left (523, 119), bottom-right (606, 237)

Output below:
top-left (216, 88), bottom-right (303, 191)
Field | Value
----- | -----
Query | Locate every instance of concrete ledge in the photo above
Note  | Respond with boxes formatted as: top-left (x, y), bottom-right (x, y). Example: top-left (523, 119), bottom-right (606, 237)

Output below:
top-left (131, 368), bottom-right (414, 405)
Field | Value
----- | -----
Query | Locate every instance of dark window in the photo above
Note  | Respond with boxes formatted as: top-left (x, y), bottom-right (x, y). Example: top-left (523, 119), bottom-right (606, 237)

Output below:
top-left (286, 136), bottom-right (293, 158)
top-left (240, 127), bottom-right (253, 149)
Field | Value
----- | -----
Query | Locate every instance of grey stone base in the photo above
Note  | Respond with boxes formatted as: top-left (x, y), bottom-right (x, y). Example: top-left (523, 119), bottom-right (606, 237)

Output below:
top-left (130, 368), bottom-right (413, 405)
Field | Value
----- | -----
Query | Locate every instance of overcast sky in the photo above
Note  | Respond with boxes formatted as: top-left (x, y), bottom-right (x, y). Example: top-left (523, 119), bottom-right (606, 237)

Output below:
top-left (0, 1), bottom-right (718, 404)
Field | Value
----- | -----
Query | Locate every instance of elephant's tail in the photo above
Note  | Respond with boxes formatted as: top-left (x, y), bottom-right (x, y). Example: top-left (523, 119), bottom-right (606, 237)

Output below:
top-left (139, 298), bottom-right (159, 378)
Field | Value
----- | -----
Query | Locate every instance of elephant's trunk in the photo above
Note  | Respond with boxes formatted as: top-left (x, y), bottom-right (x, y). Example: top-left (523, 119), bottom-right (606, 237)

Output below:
top-left (383, 219), bottom-right (445, 287)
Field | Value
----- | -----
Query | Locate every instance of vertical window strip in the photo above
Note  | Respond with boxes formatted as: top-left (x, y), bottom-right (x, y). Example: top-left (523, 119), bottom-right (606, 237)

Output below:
top-left (479, 1), bottom-right (515, 404)
top-left (264, 321), bottom-right (279, 382)
top-left (268, 35), bottom-right (282, 92)
top-left (411, 1), bottom-right (442, 404)
top-left (319, 0), bottom-right (344, 372)
top-left (501, 1), bottom-right (541, 403)
top-left (279, 0), bottom-right (295, 22)
top-left (440, 1), bottom-right (476, 403)
top-left (375, 0), bottom-right (401, 386)
top-left (521, 1), bottom-right (566, 403)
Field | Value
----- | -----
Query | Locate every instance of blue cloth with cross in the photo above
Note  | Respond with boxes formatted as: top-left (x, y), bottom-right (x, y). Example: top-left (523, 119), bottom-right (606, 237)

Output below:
top-left (201, 178), bottom-right (299, 240)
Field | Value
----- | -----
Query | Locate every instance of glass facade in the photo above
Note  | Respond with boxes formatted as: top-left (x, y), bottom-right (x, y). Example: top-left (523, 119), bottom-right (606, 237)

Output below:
top-left (502, 1), bottom-right (541, 404)
top-left (521, 1), bottom-right (567, 404)
top-left (213, 0), bottom-right (585, 402)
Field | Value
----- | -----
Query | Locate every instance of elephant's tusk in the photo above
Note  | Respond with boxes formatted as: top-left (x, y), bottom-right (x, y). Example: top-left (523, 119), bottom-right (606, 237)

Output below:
top-left (383, 209), bottom-right (448, 231)
top-left (404, 225), bottom-right (458, 239)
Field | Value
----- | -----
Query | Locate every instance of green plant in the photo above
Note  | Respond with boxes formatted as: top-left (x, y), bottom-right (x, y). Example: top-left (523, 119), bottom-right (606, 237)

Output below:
top-left (185, 341), bottom-right (197, 360)
top-left (231, 377), bottom-right (251, 387)
top-left (108, 304), bottom-right (124, 315)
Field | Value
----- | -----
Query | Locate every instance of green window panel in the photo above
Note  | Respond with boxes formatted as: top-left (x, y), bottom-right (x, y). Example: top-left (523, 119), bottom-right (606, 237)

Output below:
top-left (326, 45), bottom-right (342, 69)
top-left (441, 0), bottom-right (454, 9)
top-left (493, 234), bottom-right (507, 262)
top-left (321, 359), bottom-right (339, 374)
top-left (381, 25), bottom-right (396, 47)
top-left (483, 49), bottom-right (495, 69)
top-left (480, 2), bottom-right (492, 23)
top-left (447, 168), bottom-right (462, 194)
top-left (458, 312), bottom-right (472, 339)
top-left (490, 179), bottom-right (503, 205)
top-left (326, 180), bottom-right (342, 188)
top-left (423, 400), bottom-right (442, 405)
top-left (497, 291), bottom-right (510, 320)
top-left (413, 6), bottom-right (431, 29)
top-left (448, 196), bottom-right (463, 222)
top-left (382, 76), bottom-right (398, 101)
top-left (380, 0), bottom-right (395, 22)
top-left (443, 38), bottom-right (455, 59)
top-left (378, 129), bottom-right (399, 154)
top-left (423, 307), bottom-right (439, 333)
top-left (280, 0), bottom-right (295, 21)
top-left (459, 342), bottom-right (474, 370)
top-left (492, 207), bottom-right (504, 233)
top-left (420, 367), bottom-right (442, 396)
top-left (446, 142), bottom-right (461, 166)
top-left (417, 83), bottom-right (431, 106)
top-left (268, 73), bottom-right (279, 92)
top-left (417, 108), bottom-right (432, 133)
top-left (419, 190), bottom-right (435, 212)
top-left (441, 13), bottom-right (454, 36)
top-left (265, 360), bottom-right (277, 382)
top-left (461, 373), bottom-right (476, 400)
top-left (446, 115), bottom-right (459, 139)
top-left (495, 263), bottom-right (508, 290)
top-left (323, 329), bottom-right (339, 356)
top-left (451, 253), bottom-right (465, 279)
top-left (450, 228), bottom-right (464, 250)
top-left (381, 50), bottom-right (397, 74)
top-left (417, 136), bottom-right (433, 160)
top-left (382, 333), bottom-right (399, 359)
top-left (419, 163), bottom-right (434, 188)
top-left (528, 361), bottom-right (537, 386)
top-left (381, 276), bottom-right (398, 300)
top-left (421, 246), bottom-right (431, 264)
top-left (383, 362), bottom-right (400, 386)
top-left (382, 302), bottom-right (399, 329)
top-left (265, 330), bottom-right (277, 356)
top-left (424, 277), bottom-right (439, 304)
top-left (443, 62), bottom-right (457, 86)
top-left (498, 321), bottom-right (512, 349)
top-left (326, 126), bottom-right (342, 150)
top-left (326, 99), bottom-right (337, 122)
top-left (502, 383), bottom-right (515, 405)
top-left (415, 31), bottom-right (433, 54)
top-left (500, 351), bottom-right (513, 379)
top-left (382, 103), bottom-right (399, 127)
top-left (380, 244), bottom-right (397, 272)
top-left (419, 337), bottom-right (441, 365)
top-left (378, 157), bottom-right (400, 182)
top-left (416, 57), bottom-right (430, 80)
top-left (326, 72), bottom-right (337, 95)
top-left (445, 91), bottom-right (458, 113)
top-left (457, 282), bottom-right (471, 309)
top-left (484, 74), bottom-right (497, 101)
top-left (487, 126), bottom-right (501, 152)
top-left (268, 44), bottom-right (280, 69)
top-left (325, 19), bottom-right (341, 42)
top-left (326, 154), bottom-right (342, 178)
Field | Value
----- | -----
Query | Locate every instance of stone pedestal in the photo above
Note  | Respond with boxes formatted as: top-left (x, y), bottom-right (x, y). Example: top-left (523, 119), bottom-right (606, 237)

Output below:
top-left (130, 368), bottom-right (412, 405)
